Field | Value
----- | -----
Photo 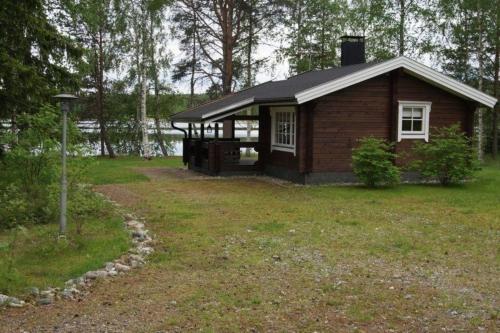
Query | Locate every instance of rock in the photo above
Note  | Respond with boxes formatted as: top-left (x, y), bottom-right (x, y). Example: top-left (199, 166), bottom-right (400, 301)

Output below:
top-left (272, 255), bottom-right (281, 262)
top-left (0, 294), bottom-right (25, 307)
top-left (85, 270), bottom-right (108, 280)
top-left (37, 296), bottom-right (54, 305)
top-left (8, 300), bottom-right (25, 308)
top-left (61, 289), bottom-right (74, 300)
top-left (114, 263), bottom-right (131, 272)
top-left (28, 287), bottom-right (40, 297)
top-left (132, 230), bottom-right (147, 241)
top-left (130, 260), bottom-right (142, 268)
top-left (40, 290), bottom-right (54, 298)
top-left (137, 246), bottom-right (154, 255)
top-left (0, 294), bottom-right (10, 305)
top-left (107, 270), bottom-right (118, 277)
top-left (404, 294), bottom-right (412, 300)
top-left (36, 289), bottom-right (54, 305)
top-left (105, 262), bottom-right (116, 271)
top-left (127, 220), bottom-right (144, 230)
top-left (129, 254), bottom-right (145, 263)
top-left (74, 277), bottom-right (86, 286)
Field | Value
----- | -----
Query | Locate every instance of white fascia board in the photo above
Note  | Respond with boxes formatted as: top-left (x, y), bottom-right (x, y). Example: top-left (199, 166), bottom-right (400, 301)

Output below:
top-left (200, 97), bottom-right (254, 121)
top-left (295, 56), bottom-right (497, 108)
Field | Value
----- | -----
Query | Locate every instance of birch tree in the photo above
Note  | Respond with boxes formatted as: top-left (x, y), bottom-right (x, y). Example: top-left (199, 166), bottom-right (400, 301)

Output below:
top-left (123, 0), bottom-right (153, 158)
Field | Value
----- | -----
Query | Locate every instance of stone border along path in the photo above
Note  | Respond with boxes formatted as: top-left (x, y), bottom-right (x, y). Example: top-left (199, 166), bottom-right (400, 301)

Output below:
top-left (0, 193), bottom-right (154, 308)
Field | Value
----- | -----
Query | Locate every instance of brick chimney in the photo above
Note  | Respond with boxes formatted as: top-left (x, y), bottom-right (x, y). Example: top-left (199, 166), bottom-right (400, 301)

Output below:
top-left (340, 36), bottom-right (366, 66)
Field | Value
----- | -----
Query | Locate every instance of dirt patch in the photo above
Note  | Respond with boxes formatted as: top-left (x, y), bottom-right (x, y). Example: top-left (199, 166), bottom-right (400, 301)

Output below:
top-left (134, 167), bottom-right (207, 181)
top-left (95, 184), bottom-right (144, 207)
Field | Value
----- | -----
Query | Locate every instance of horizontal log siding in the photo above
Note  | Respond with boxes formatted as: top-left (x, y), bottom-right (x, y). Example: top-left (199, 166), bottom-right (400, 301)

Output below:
top-left (309, 71), bottom-right (474, 173)
top-left (394, 73), bottom-right (472, 166)
top-left (311, 75), bottom-right (391, 172)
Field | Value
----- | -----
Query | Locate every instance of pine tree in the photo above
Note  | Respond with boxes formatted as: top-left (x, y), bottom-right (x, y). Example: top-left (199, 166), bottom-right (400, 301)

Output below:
top-left (0, 0), bottom-right (80, 137)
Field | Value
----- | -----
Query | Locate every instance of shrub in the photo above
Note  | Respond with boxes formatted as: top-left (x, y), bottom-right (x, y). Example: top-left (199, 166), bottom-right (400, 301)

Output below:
top-left (411, 124), bottom-right (479, 185)
top-left (352, 137), bottom-right (400, 187)
top-left (0, 104), bottom-right (91, 229)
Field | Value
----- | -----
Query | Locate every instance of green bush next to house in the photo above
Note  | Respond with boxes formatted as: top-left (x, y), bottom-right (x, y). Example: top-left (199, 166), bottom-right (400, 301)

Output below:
top-left (411, 124), bottom-right (479, 185)
top-left (352, 137), bottom-right (400, 187)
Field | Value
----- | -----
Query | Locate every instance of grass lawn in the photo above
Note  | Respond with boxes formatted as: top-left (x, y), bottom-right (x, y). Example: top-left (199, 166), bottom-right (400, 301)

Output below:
top-left (0, 198), bottom-right (130, 296)
top-left (1, 157), bottom-right (498, 332)
top-left (90, 158), bottom-right (499, 331)
top-left (88, 155), bottom-right (182, 184)
top-left (0, 156), bottom-right (180, 297)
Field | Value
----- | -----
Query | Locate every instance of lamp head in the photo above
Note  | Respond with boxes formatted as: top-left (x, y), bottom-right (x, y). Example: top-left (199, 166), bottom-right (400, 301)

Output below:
top-left (53, 94), bottom-right (78, 112)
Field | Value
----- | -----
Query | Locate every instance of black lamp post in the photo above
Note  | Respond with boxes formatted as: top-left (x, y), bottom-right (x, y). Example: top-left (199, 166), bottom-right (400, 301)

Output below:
top-left (53, 93), bottom-right (78, 236)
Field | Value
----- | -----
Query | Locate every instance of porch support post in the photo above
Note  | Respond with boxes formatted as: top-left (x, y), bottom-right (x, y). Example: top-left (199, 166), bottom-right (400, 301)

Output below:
top-left (215, 123), bottom-right (219, 139)
top-left (188, 123), bottom-right (192, 139)
top-left (223, 119), bottom-right (234, 139)
top-left (200, 123), bottom-right (205, 140)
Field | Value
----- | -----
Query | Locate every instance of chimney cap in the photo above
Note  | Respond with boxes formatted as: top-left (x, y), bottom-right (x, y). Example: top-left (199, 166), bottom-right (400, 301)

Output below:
top-left (340, 35), bottom-right (365, 41)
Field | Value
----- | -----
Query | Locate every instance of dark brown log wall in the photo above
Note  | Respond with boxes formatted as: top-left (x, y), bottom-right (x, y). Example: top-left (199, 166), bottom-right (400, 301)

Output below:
top-left (310, 74), bottom-right (392, 172)
top-left (308, 70), bottom-right (475, 172)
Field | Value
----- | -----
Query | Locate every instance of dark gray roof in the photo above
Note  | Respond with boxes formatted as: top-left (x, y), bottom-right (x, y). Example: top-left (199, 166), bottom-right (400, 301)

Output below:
top-left (170, 61), bottom-right (382, 122)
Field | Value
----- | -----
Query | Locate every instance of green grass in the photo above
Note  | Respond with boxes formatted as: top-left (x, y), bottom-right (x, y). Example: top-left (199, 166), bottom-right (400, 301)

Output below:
top-left (1, 156), bottom-right (499, 331)
top-left (92, 158), bottom-right (499, 331)
top-left (87, 156), bottom-right (182, 184)
top-left (0, 156), bottom-right (181, 296)
top-left (0, 200), bottom-right (130, 296)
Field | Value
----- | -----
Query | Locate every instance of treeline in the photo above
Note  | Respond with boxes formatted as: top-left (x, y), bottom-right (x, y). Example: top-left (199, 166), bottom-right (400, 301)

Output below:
top-left (0, 0), bottom-right (499, 158)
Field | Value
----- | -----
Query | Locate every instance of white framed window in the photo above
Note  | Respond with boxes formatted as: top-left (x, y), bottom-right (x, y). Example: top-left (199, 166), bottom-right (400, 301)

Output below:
top-left (270, 106), bottom-right (296, 154)
top-left (398, 101), bottom-right (432, 142)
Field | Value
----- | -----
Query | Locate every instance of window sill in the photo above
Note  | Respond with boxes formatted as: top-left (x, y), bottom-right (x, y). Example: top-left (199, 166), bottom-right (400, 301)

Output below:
top-left (398, 134), bottom-right (428, 142)
top-left (271, 145), bottom-right (296, 155)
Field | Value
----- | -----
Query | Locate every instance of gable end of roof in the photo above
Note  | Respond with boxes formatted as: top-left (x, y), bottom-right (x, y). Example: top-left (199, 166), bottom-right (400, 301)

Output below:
top-left (294, 56), bottom-right (497, 108)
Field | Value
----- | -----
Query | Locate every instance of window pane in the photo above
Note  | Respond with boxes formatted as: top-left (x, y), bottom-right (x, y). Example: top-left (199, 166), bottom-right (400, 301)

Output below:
top-left (413, 120), bottom-right (422, 131)
top-left (413, 108), bottom-right (423, 118)
top-left (272, 109), bottom-right (295, 147)
top-left (402, 119), bottom-right (412, 131)
top-left (403, 110), bottom-right (412, 118)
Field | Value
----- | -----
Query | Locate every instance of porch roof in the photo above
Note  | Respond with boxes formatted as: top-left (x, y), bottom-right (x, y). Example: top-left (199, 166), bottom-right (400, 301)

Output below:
top-left (170, 57), bottom-right (498, 123)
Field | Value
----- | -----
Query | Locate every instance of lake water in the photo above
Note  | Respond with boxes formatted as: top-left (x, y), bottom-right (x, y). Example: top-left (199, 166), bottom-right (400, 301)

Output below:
top-left (78, 120), bottom-right (259, 156)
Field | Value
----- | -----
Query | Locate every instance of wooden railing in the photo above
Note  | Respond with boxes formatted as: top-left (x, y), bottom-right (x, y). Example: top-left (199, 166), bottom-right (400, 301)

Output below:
top-left (183, 138), bottom-right (260, 175)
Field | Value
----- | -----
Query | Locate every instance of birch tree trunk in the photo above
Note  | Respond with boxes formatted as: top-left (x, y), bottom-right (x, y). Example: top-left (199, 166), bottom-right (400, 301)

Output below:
top-left (476, 5), bottom-right (484, 162)
top-left (398, 0), bottom-right (406, 56)
top-left (140, 77), bottom-right (150, 159)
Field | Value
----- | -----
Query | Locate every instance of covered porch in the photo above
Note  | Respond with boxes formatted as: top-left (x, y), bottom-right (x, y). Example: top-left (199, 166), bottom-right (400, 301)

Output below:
top-left (179, 112), bottom-right (262, 176)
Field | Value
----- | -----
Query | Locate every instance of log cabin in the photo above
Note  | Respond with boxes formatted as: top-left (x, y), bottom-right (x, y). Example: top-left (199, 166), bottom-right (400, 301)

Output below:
top-left (170, 36), bottom-right (497, 184)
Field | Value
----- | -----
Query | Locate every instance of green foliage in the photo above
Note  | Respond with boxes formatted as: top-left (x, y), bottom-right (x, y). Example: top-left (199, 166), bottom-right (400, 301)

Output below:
top-left (280, 0), bottom-right (347, 73)
top-left (0, 104), bottom-right (91, 229)
top-left (0, 0), bottom-right (81, 118)
top-left (411, 125), bottom-right (479, 185)
top-left (352, 137), bottom-right (400, 187)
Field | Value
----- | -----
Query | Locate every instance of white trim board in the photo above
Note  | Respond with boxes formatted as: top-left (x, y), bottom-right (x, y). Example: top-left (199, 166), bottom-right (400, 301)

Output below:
top-left (200, 98), bottom-right (254, 120)
top-left (294, 56), bottom-right (497, 108)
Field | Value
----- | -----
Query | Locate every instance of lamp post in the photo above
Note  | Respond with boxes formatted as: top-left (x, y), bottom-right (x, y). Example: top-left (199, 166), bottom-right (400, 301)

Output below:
top-left (54, 93), bottom-right (78, 236)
